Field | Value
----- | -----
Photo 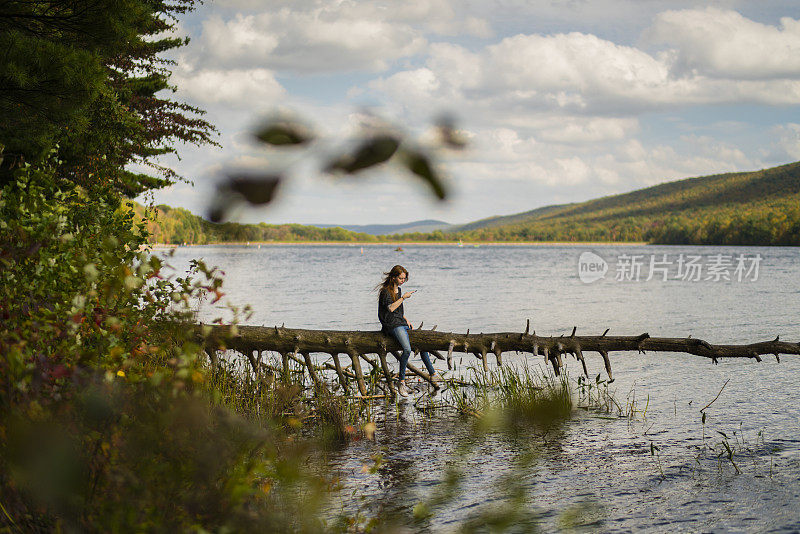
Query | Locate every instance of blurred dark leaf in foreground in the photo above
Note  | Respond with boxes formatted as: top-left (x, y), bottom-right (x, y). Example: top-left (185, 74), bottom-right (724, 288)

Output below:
top-left (213, 113), bottom-right (463, 220)
top-left (210, 174), bottom-right (282, 222)
top-left (228, 175), bottom-right (281, 205)
top-left (325, 135), bottom-right (400, 175)
top-left (254, 120), bottom-right (314, 146)
top-left (436, 114), bottom-right (467, 149)
top-left (402, 149), bottom-right (448, 200)
top-left (208, 205), bottom-right (227, 224)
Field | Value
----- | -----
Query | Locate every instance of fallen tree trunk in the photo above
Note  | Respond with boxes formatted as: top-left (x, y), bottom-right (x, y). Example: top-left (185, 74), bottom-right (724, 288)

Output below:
top-left (198, 322), bottom-right (800, 391)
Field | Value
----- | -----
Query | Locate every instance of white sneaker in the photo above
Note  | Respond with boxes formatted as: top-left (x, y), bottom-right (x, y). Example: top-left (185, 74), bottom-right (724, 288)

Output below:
top-left (430, 373), bottom-right (442, 389)
top-left (397, 382), bottom-right (410, 397)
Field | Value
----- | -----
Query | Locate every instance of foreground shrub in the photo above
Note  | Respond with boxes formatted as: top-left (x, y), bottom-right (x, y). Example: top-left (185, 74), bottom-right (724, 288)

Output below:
top-left (0, 157), bottom-right (334, 532)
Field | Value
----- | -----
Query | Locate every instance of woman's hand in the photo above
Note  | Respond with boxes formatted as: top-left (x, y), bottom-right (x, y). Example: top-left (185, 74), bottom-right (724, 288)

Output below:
top-left (406, 319), bottom-right (413, 329)
top-left (402, 290), bottom-right (416, 300)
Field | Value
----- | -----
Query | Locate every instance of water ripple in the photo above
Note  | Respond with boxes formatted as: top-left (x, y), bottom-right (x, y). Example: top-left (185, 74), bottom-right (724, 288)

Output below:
top-left (161, 244), bottom-right (800, 531)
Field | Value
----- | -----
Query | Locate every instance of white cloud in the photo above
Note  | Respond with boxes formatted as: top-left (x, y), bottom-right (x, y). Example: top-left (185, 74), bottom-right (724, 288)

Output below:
top-left (378, 1), bottom-right (493, 37)
top-left (374, 68), bottom-right (441, 102)
top-left (475, 128), bottom-right (538, 161)
top-left (474, 118), bottom-right (638, 162)
top-left (537, 117), bottom-right (639, 144)
top-left (198, 15), bottom-right (279, 65)
top-left (646, 8), bottom-right (800, 80)
top-left (484, 32), bottom-right (668, 96)
top-left (770, 123), bottom-right (800, 159)
top-left (552, 157), bottom-right (592, 186)
top-left (369, 20), bottom-right (800, 128)
top-left (195, 8), bottom-right (427, 72)
top-left (212, 0), bottom-right (494, 37)
top-left (146, 2), bottom-right (800, 226)
top-left (370, 34), bottom-right (677, 121)
top-left (173, 68), bottom-right (286, 106)
top-left (678, 135), bottom-right (751, 168)
top-left (444, 124), bottom-right (758, 197)
top-left (601, 137), bottom-right (756, 188)
top-left (462, 17), bottom-right (493, 39)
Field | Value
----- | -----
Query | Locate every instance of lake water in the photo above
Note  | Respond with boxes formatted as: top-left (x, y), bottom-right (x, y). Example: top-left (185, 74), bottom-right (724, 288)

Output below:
top-left (162, 243), bottom-right (800, 532)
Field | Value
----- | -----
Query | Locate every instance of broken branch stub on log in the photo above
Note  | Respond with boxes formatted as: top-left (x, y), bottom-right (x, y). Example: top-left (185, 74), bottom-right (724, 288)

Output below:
top-left (198, 324), bottom-right (800, 389)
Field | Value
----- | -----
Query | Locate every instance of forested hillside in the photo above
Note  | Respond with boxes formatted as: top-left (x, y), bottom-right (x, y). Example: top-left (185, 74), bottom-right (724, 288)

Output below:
top-left (132, 203), bottom-right (378, 243)
top-left (447, 162), bottom-right (800, 245)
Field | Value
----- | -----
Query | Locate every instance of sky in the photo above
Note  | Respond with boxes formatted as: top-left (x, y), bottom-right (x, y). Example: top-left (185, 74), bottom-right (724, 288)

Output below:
top-left (137, 0), bottom-right (800, 226)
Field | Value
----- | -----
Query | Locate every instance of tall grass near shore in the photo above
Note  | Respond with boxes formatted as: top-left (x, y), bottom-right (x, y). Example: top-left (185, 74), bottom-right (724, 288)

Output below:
top-left (443, 363), bottom-right (573, 429)
top-left (168, 348), bottom-right (625, 531)
top-left (204, 351), bottom-right (380, 446)
top-left (204, 350), bottom-right (581, 431)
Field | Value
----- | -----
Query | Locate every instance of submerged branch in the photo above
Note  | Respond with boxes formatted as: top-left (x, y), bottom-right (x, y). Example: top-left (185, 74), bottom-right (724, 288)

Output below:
top-left (198, 324), bottom-right (800, 389)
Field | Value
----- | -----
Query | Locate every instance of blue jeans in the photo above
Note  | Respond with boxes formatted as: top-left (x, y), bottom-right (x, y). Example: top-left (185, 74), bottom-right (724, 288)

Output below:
top-left (391, 325), bottom-right (435, 380)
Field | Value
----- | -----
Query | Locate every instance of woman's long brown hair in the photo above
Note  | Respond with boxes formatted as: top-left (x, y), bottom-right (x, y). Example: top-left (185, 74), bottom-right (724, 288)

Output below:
top-left (376, 265), bottom-right (408, 302)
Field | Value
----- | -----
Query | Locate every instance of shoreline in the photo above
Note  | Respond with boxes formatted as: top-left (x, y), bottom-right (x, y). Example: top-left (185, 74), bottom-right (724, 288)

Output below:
top-left (148, 240), bottom-right (652, 248)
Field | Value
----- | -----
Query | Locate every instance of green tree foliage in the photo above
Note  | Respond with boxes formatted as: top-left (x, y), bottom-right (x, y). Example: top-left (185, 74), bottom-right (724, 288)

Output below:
top-left (0, 1), bottom-right (314, 529)
top-left (132, 203), bottom-right (380, 244)
top-left (0, 0), bottom-right (217, 195)
top-left (0, 158), bottom-right (345, 531)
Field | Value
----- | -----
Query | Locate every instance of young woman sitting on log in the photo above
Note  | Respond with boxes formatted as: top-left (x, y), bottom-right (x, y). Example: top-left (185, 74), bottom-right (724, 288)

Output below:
top-left (377, 265), bottom-right (440, 396)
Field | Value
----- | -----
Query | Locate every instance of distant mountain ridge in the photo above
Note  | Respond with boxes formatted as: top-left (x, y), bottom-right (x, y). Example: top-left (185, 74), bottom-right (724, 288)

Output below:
top-left (453, 203), bottom-right (576, 232)
top-left (137, 160), bottom-right (800, 245)
top-left (313, 220), bottom-right (453, 235)
top-left (445, 161), bottom-right (800, 245)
